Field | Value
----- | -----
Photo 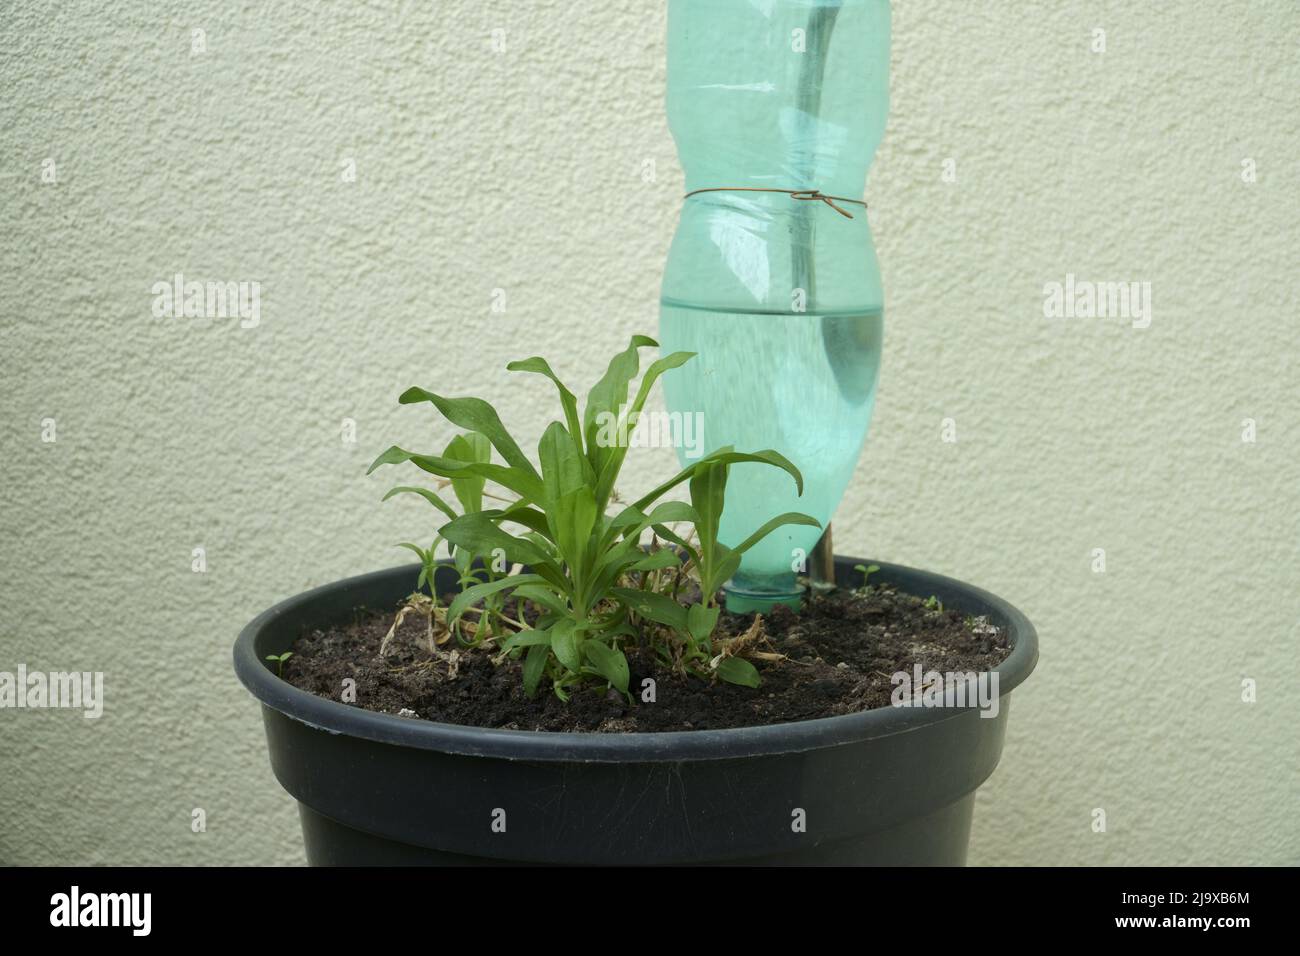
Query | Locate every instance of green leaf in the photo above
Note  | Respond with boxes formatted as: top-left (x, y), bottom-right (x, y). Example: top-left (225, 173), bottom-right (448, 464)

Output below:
top-left (582, 335), bottom-right (656, 477)
top-left (367, 445), bottom-right (420, 474)
top-left (552, 487), bottom-right (598, 583)
top-left (730, 511), bottom-right (822, 556)
top-left (712, 548), bottom-right (742, 593)
top-left (507, 356), bottom-right (585, 460)
top-left (607, 504), bottom-right (648, 532)
top-left (443, 432), bottom-right (491, 513)
top-left (650, 523), bottom-right (700, 567)
top-left (591, 349), bottom-right (696, 509)
top-left (606, 500), bottom-right (699, 547)
top-left (522, 642), bottom-right (549, 697)
top-left (631, 447), bottom-right (806, 512)
top-left (397, 389), bottom-right (540, 482)
top-left (643, 500), bottom-right (700, 526)
top-left (715, 656), bottom-right (761, 688)
top-left (368, 446), bottom-right (544, 504)
top-left (538, 422), bottom-right (588, 503)
top-left (509, 583), bottom-right (570, 616)
top-left (486, 503), bottom-right (554, 541)
top-left (535, 421), bottom-right (596, 586)
top-left (396, 542), bottom-right (428, 562)
top-left (688, 462), bottom-right (726, 541)
top-left (446, 573), bottom-right (547, 625)
top-left (583, 642), bottom-right (629, 693)
top-left (631, 351), bottom-right (697, 412)
top-left (686, 603), bottom-right (720, 642)
top-left (440, 513), bottom-right (554, 572)
top-left (610, 587), bottom-right (690, 633)
top-left (688, 460), bottom-right (727, 574)
top-left (519, 532), bottom-right (565, 569)
top-left (499, 628), bottom-right (553, 652)
top-left (598, 619), bottom-right (638, 642)
top-left (630, 549), bottom-right (682, 572)
top-left (549, 618), bottom-right (584, 672)
top-left (381, 485), bottom-right (458, 521)
top-left (585, 542), bottom-right (652, 600)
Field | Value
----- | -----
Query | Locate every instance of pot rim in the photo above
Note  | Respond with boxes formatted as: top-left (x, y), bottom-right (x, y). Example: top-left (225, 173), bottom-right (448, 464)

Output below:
top-left (234, 557), bottom-right (1037, 763)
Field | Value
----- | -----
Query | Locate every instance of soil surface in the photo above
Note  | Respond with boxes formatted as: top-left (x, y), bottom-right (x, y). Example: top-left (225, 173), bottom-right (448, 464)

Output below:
top-left (283, 584), bottom-right (1013, 733)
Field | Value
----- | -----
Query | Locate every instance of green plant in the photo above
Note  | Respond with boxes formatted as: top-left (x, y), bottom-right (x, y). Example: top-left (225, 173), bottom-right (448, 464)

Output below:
top-left (265, 652), bottom-right (293, 677)
top-left (369, 335), bottom-right (819, 700)
top-left (853, 562), bottom-right (881, 588)
top-left (380, 431), bottom-right (517, 652)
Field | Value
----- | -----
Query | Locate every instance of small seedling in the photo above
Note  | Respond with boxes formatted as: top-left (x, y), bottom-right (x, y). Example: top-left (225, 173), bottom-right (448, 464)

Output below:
top-left (923, 595), bottom-right (944, 613)
top-left (266, 652), bottom-right (293, 677)
top-left (853, 563), bottom-right (881, 588)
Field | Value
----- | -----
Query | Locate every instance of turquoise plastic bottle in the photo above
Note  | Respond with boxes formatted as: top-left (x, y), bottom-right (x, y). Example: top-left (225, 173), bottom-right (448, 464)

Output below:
top-left (660, 0), bottom-right (891, 611)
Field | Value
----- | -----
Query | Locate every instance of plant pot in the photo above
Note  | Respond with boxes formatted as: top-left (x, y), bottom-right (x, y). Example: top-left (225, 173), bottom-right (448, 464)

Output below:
top-left (233, 557), bottom-right (1037, 865)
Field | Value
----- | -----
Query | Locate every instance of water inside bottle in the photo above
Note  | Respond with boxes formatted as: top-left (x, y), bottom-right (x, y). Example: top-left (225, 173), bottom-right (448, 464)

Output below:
top-left (659, 301), bottom-right (883, 604)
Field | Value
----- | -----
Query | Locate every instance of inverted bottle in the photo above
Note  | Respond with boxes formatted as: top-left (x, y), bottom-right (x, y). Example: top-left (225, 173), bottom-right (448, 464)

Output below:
top-left (659, 0), bottom-right (891, 612)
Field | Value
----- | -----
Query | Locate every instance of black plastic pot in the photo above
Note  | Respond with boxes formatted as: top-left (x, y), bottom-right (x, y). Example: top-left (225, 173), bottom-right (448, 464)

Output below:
top-left (234, 557), bottom-right (1037, 865)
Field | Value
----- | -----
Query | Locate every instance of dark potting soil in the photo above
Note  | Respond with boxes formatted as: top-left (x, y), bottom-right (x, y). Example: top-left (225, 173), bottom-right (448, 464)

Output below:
top-left (282, 584), bottom-right (1013, 733)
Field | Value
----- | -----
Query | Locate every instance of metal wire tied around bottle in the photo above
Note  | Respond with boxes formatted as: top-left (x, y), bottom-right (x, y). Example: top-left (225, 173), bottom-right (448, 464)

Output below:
top-left (683, 186), bottom-right (867, 219)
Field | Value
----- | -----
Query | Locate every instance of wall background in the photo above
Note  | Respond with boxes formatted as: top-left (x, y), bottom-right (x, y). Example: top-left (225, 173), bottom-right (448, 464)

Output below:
top-left (2, 0), bottom-right (1296, 865)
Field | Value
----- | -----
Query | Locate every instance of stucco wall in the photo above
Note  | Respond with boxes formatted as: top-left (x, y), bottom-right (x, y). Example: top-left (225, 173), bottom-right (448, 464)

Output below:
top-left (1, 0), bottom-right (1296, 865)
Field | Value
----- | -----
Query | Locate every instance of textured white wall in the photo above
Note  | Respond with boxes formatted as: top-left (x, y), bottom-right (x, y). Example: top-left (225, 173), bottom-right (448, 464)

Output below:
top-left (1, 1), bottom-right (1296, 865)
